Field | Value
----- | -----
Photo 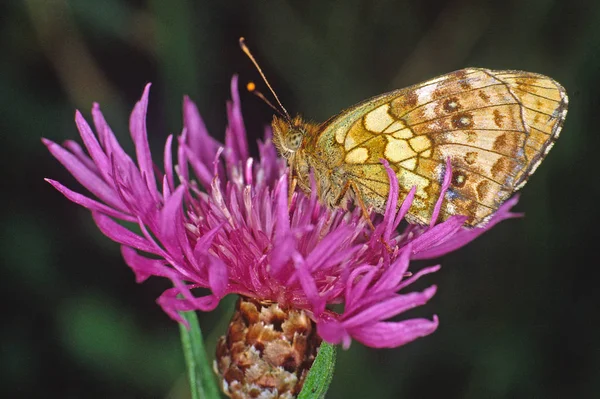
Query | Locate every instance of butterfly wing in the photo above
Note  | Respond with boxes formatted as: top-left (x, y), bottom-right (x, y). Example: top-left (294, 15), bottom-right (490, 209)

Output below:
top-left (314, 68), bottom-right (568, 225)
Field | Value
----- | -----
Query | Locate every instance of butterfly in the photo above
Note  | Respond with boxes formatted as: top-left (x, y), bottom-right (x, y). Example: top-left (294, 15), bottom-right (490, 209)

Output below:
top-left (241, 40), bottom-right (568, 226)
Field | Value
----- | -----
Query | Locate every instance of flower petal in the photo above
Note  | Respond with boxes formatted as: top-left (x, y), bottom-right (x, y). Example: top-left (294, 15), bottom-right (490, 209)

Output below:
top-left (43, 138), bottom-right (125, 211)
top-left (224, 75), bottom-right (249, 164)
top-left (129, 83), bottom-right (159, 201)
top-left (414, 195), bottom-right (522, 259)
top-left (183, 96), bottom-right (219, 167)
top-left (208, 255), bottom-right (229, 298)
top-left (430, 157), bottom-right (453, 228)
top-left (45, 178), bottom-right (135, 222)
top-left (342, 286), bottom-right (437, 329)
top-left (75, 110), bottom-right (111, 181)
top-left (92, 212), bottom-right (158, 254)
top-left (350, 316), bottom-right (439, 348)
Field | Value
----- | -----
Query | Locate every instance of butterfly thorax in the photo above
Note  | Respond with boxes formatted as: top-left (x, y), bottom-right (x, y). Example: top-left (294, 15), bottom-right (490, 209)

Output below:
top-left (272, 115), bottom-right (340, 200)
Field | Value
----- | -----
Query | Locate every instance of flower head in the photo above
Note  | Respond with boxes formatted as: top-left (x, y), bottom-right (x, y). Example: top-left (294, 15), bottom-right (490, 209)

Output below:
top-left (44, 76), bottom-right (520, 350)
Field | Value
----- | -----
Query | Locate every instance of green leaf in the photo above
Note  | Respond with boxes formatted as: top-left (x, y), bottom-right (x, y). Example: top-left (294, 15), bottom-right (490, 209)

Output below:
top-left (298, 342), bottom-right (337, 399)
top-left (178, 311), bottom-right (221, 399)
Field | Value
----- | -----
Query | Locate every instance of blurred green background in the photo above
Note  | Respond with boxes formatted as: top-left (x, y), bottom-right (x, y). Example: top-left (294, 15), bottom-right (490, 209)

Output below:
top-left (2, 0), bottom-right (599, 398)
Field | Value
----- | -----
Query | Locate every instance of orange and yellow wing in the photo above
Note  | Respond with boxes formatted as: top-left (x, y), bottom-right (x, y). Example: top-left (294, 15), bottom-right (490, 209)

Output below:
top-left (315, 68), bottom-right (567, 225)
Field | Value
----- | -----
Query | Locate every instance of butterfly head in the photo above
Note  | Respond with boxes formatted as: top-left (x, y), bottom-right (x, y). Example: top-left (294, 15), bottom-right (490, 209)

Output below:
top-left (272, 115), bottom-right (307, 158)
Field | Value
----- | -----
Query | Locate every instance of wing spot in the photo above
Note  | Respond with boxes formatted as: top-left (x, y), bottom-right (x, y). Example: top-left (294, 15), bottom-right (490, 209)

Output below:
top-left (491, 157), bottom-right (512, 179)
top-left (478, 90), bottom-right (491, 103)
top-left (432, 86), bottom-right (453, 100)
top-left (467, 201), bottom-right (480, 222)
top-left (344, 133), bottom-right (358, 151)
top-left (392, 128), bottom-right (413, 139)
top-left (409, 135), bottom-right (432, 152)
top-left (345, 147), bottom-right (369, 164)
top-left (400, 158), bottom-right (417, 170)
top-left (476, 180), bottom-right (491, 201)
top-left (493, 134), bottom-right (509, 153)
top-left (384, 137), bottom-right (416, 162)
top-left (400, 91), bottom-right (418, 108)
top-left (335, 126), bottom-right (348, 144)
top-left (451, 112), bottom-right (474, 128)
top-left (383, 120), bottom-right (406, 134)
top-left (536, 99), bottom-right (544, 109)
top-left (493, 109), bottom-right (505, 127)
top-left (455, 70), bottom-right (472, 89)
top-left (464, 151), bottom-right (478, 165)
top-left (452, 171), bottom-right (467, 188)
top-left (443, 97), bottom-right (462, 113)
top-left (364, 104), bottom-right (394, 133)
top-left (466, 131), bottom-right (478, 143)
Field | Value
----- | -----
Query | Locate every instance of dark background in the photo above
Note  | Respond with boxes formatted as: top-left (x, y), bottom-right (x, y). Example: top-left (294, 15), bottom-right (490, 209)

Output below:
top-left (2, 0), bottom-right (599, 398)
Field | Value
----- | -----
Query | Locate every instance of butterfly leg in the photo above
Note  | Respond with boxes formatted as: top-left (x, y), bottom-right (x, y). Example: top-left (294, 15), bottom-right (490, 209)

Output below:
top-left (288, 175), bottom-right (298, 206)
top-left (332, 180), bottom-right (354, 208)
top-left (287, 158), bottom-right (298, 206)
top-left (349, 181), bottom-right (393, 252)
top-left (348, 182), bottom-right (376, 231)
top-left (333, 180), bottom-right (375, 230)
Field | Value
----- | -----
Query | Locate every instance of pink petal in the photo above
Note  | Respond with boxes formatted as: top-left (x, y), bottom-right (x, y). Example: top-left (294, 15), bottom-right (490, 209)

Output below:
top-left (350, 316), bottom-right (439, 348)
top-left (45, 179), bottom-right (135, 222)
top-left (163, 134), bottom-right (175, 194)
top-left (157, 286), bottom-right (221, 326)
top-left (183, 96), bottom-right (219, 167)
top-left (430, 157), bottom-right (452, 228)
top-left (224, 75), bottom-right (249, 163)
top-left (342, 286), bottom-right (437, 329)
top-left (75, 110), bottom-right (111, 180)
top-left (121, 246), bottom-right (186, 283)
top-left (158, 185), bottom-right (186, 256)
top-left (208, 255), bottom-right (229, 298)
top-left (409, 215), bottom-right (467, 255)
top-left (43, 138), bottom-right (125, 211)
top-left (92, 212), bottom-right (158, 254)
top-left (129, 83), bottom-right (159, 201)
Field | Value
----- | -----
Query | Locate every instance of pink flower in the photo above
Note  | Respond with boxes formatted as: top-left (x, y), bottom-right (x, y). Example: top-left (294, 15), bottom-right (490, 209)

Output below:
top-left (44, 77), bottom-right (520, 349)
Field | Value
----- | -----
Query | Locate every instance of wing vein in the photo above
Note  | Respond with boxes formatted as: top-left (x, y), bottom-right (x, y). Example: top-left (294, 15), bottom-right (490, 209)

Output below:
top-left (407, 102), bottom-right (519, 128)
top-left (397, 83), bottom-right (509, 120)
top-left (510, 86), bottom-right (562, 103)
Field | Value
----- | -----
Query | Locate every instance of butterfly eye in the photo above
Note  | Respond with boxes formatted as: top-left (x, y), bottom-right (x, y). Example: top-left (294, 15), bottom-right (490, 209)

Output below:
top-left (286, 129), bottom-right (304, 151)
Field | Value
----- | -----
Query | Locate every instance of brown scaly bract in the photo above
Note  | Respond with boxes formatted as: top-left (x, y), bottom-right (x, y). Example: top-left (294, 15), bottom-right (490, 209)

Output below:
top-left (216, 297), bottom-right (321, 399)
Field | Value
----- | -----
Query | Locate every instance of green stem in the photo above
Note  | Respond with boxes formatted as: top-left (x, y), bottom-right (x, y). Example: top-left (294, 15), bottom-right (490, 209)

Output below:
top-left (178, 311), bottom-right (221, 399)
top-left (298, 341), bottom-right (337, 399)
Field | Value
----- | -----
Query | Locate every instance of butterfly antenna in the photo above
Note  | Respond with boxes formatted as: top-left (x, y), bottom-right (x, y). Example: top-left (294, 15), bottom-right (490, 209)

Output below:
top-left (246, 82), bottom-right (288, 119)
top-left (239, 37), bottom-right (291, 120)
